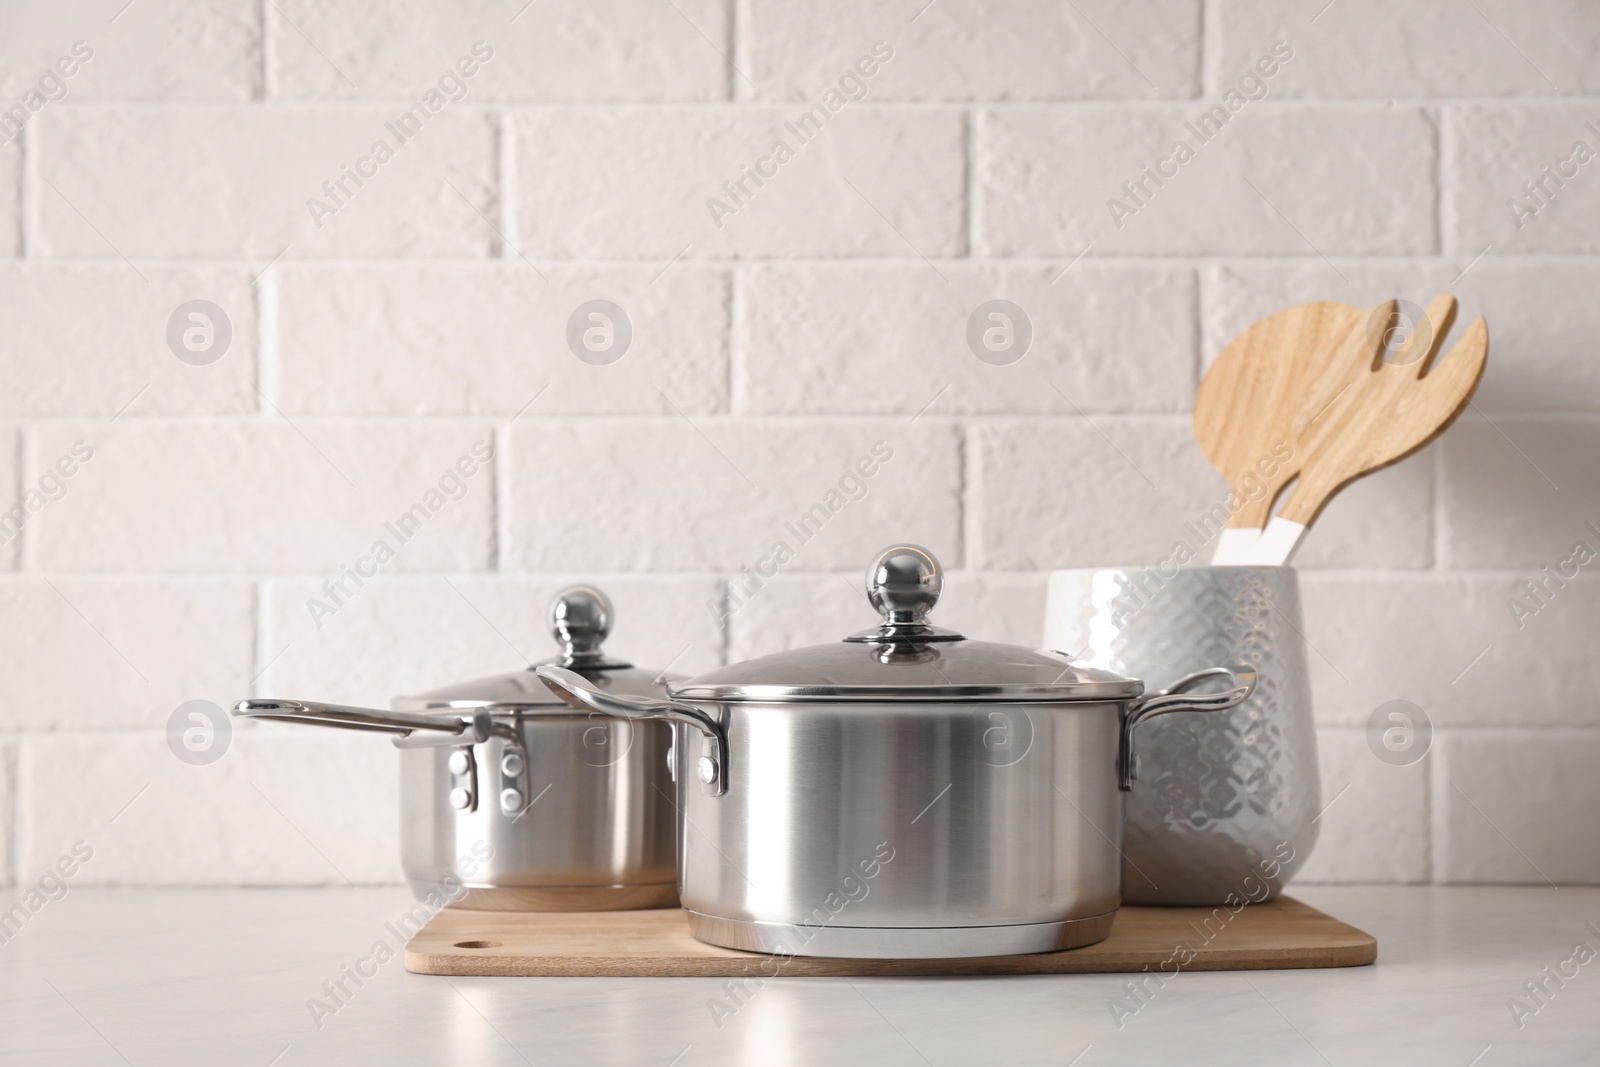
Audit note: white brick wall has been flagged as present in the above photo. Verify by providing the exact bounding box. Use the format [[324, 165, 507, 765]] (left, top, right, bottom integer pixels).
[[0, 1, 260, 101], [513, 107, 968, 258], [0, 265, 259, 414], [738, 264, 1198, 414], [36, 108, 499, 258], [274, 264, 731, 414], [977, 105, 1439, 256], [2, 0, 1596, 888]]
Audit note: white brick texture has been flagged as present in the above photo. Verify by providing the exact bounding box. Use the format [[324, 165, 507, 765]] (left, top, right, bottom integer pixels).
[[1294, 730, 1429, 884], [0, 739, 12, 886], [504, 420, 960, 571], [0, 265, 257, 415], [0, 578, 254, 730], [1210, 0, 1600, 98], [1436, 732, 1600, 884], [1439, 419, 1600, 569], [1300, 574, 1600, 729], [29, 422, 497, 572], [275, 264, 730, 415], [0, 2, 259, 102], [1448, 106, 1600, 253], [0, 430, 19, 571], [738, 264, 1198, 414], [0, 138, 17, 257], [19, 732, 402, 885], [743, 0, 1202, 101], [0, 0, 1595, 886], [513, 107, 966, 258], [976, 105, 1438, 256], [270, 0, 731, 102], [35, 108, 497, 258]]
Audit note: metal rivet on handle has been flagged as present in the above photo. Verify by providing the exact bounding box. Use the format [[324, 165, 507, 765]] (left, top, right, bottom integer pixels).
[[448, 787, 472, 810], [696, 756, 718, 785]]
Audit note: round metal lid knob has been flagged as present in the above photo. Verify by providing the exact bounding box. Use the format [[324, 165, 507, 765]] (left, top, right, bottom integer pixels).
[[841, 544, 964, 644], [866, 544, 943, 625], [549, 586, 613, 665]]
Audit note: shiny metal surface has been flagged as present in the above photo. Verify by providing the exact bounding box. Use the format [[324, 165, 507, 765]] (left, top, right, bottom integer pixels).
[[533, 546, 1256, 956], [235, 585, 681, 911], [400, 712, 676, 911], [392, 660, 667, 712], [232, 699, 492, 744], [547, 585, 631, 669], [535, 664, 729, 796], [1043, 565, 1321, 906], [393, 586, 646, 711], [531, 675, 1241, 953], [669, 640, 1142, 703], [670, 699, 1127, 933], [1119, 667, 1258, 791], [684, 909, 1119, 959], [671, 545, 1144, 703], [845, 542, 965, 643]]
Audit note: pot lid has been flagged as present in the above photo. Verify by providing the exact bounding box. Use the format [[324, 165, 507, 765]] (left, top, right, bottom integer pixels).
[[393, 585, 672, 712], [669, 545, 1142, 703]]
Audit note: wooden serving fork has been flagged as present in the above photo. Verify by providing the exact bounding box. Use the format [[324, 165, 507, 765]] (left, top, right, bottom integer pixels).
[[1250, 293, 1489, 565]]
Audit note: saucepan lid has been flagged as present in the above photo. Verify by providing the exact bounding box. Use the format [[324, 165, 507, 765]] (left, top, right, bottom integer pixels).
[[668, 545, 1143, 704], [392, 585, 668, 712]]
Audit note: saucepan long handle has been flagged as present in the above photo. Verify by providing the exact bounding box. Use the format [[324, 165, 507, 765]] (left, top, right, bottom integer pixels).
[[1117, 666, 1256, 792], [534, 665, 729, 797], [233, 698, 494, 749]]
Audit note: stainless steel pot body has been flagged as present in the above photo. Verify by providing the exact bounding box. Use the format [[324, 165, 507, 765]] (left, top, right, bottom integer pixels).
[[537, 663, 1254, 957], [235, 584, 682, 911], [669, 699, 1126, 957], [234, 698, 679, 911], [401, 712, 677, 911]]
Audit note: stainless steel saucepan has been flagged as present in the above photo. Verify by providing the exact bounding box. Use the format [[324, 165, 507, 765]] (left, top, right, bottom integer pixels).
[[234, 586, 680, 911], [537, 545, 1255, 959]]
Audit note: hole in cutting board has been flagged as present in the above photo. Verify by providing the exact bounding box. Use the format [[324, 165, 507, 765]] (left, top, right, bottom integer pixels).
[[454, 940, 503, 949]]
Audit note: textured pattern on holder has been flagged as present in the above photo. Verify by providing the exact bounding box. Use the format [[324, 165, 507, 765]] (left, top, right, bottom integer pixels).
[[1050, 568, 1321, 906]]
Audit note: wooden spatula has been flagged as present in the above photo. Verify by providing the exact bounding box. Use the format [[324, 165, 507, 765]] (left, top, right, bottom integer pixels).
[[1195, 301, 1364, 563], [1251, 293, 1489, 565]]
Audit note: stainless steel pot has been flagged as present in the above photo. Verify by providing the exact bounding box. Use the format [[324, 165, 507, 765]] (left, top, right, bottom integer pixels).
[[234, 586, 679, 911], [536, 546, 1256, 959]]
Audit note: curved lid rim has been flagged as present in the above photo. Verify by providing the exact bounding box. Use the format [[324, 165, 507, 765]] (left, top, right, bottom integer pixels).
[[666, 678, 1144, 703], [392, 660, 670, 713], [667, 638, 1142, 704]]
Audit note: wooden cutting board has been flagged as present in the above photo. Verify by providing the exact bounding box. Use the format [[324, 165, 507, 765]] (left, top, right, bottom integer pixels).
[[405, 896, 1375, 977]]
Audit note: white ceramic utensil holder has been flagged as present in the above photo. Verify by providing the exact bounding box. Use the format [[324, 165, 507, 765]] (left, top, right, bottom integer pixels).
[[1043, 565, 1320, 907]]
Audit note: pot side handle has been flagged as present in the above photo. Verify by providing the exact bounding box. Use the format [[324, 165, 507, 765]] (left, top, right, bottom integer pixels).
[[1118, 666, 1257, 792], [233, 699, 494, 749], [535, 665, 730, 797]]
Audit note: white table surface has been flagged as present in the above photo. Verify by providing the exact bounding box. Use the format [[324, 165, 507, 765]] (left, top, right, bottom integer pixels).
[[1, 886, 1596, 1066]]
